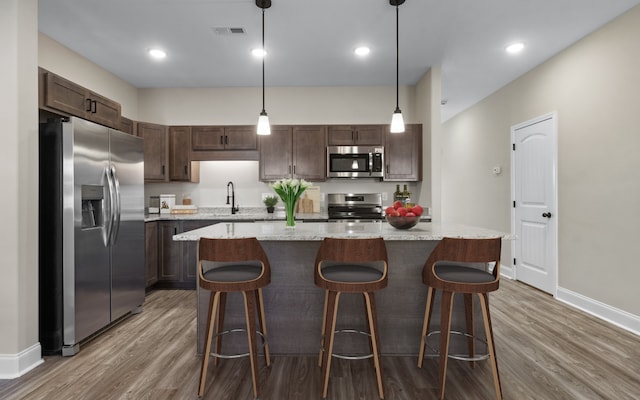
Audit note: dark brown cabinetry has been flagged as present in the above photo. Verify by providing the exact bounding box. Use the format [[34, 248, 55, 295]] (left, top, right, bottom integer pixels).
[[384, 124, 422, 181], [191, 125, 258, 161], [145, 222, 158, 289], [40, 69, 122, 129], [155, 220, 214, 289], [169, 126, 199, 182], [138, 122, 169, 182], [119, 116, 135, 135], [259, 125, 327, 181], [328, 125, 384, 146]]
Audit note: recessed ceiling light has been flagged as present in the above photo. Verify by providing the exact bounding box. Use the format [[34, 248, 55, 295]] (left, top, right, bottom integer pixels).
[[505, 42, 525, 54], [148, 48, 167, 60], [354, 46, 370, 56], [252, 48, 267, 58]]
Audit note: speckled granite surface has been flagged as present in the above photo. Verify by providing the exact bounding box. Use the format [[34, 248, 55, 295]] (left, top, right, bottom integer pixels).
[[174, 221, 509, 241]]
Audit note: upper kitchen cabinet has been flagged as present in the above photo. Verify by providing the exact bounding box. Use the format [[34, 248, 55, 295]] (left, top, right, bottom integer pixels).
[[384, 124, 422, 181], [138, 122, 169, 182], [169, 126, 199, 182], [328, 125, 384, 146], [190, 125, 258, 161], [259, 125, 327, 181], [119, 116, 135, 135], [39, 68, 122, 130]]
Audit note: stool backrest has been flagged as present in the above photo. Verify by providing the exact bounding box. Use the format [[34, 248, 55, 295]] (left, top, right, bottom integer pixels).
[[198, 237, 271, 286], [315, 237, 388, 265], [423, 237, 502, 284]]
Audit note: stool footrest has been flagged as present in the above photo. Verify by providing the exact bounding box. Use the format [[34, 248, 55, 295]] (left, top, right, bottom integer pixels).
[[321, 329, 374, 360], [208, 328, 268, 360], [422, 330, 490, 362]]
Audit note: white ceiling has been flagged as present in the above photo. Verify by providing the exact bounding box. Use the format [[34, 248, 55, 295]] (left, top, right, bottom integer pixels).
[[39, 0, 640, 121]]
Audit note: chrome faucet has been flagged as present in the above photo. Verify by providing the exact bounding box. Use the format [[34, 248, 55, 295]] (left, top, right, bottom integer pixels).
[[226, 181, 239, 214]]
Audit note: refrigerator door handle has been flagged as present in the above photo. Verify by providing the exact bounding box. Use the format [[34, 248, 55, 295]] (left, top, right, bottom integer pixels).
[[105, 166, 116, 245], [109, 166, 122, 245]]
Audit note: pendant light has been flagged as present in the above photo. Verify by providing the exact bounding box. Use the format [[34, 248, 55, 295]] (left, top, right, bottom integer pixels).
[[256, 0, 272, 135], [390, 0, 405, 133]]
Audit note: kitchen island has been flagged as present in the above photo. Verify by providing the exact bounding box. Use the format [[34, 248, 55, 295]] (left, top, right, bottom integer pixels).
[[174, 221, 508, 355]]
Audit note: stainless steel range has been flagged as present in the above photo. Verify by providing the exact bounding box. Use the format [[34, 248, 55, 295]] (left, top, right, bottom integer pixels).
[[327, 193, 384, 221]]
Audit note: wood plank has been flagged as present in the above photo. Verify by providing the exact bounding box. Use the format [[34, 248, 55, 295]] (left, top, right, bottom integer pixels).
[[1, 280, 639, 399]]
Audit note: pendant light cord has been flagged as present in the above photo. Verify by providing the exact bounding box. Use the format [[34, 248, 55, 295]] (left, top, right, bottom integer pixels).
[[262, 7, 266, 113], [395, 3, 400, 110]]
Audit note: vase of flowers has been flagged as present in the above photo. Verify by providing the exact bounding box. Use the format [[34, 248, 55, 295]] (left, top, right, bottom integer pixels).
[[270, 178, 311, 227]]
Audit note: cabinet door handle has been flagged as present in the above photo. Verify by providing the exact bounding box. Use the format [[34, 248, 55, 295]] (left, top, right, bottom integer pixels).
[[91, 100, 97, 113], [288, 165, 291, 174], [162, 165, 165, 176], [293, 165, 296, 174], [225, 135, 228, 145], [220, 135, 224, 145], [85, 98, 92, 112], [184, 165, 188, 175], [174, 227, 177, 235], [355, 130, 358, 142]]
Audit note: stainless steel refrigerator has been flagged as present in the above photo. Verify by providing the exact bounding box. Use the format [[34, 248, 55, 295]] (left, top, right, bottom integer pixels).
[[39, 117, 145, 356]]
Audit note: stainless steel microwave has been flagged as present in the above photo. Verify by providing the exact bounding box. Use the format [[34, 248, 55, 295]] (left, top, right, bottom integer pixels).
[[326, 146, 384, 178]]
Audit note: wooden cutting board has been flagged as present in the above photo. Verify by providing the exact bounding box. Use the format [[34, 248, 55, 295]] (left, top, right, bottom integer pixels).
[[296, 195, 314, 213]]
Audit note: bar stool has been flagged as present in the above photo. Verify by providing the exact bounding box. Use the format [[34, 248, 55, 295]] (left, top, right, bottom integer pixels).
[[314, 237, 388, 399], [197, 237, 271, 399], [417, 237, 502, 400]]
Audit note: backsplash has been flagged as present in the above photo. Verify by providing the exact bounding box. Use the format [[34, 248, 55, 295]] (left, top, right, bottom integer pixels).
[[145, 160, 423, 209]]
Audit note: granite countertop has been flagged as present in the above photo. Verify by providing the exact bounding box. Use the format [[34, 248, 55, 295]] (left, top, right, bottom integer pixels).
[[145, 206, 328, 222], [173, 221, 509, 242]]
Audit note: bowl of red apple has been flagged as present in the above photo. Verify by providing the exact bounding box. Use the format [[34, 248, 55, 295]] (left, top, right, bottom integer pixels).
[[385, 201, 424, 230]]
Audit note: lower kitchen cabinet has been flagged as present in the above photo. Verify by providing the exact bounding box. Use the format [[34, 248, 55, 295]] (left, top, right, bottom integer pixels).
[[145, 221, 159, 290], [154, 220, 216, 289]]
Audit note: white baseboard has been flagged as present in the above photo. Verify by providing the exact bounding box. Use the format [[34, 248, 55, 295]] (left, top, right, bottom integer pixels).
[[557, 287, 640, 336], [0, 343, 43, 379], [500, 263, 515, 280]]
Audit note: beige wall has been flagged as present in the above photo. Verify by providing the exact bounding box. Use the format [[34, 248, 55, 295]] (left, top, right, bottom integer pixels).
[[38, 33, 139, 119], [137, 85, 416, 126], [442, 6, 640, 316], [0, 0, 40, 373]]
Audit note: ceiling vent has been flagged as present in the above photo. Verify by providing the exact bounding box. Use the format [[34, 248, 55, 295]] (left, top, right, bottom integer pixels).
[[212, 27, 246, 35]]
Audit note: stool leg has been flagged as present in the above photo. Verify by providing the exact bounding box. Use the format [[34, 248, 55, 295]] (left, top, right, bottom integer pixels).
[[213, 292, 227, 367], [418, 286, 435, 368], [437, 290, 454, 400], [256, 288, 271, 367], [364, 292, 384, 399], [242, 290, 260, 399], [321, 291, 340, 399], [199, 291, 220, 397], [318, 289, 329, 367], [463, 293, 476, 368], [478, 293, 502, 400]]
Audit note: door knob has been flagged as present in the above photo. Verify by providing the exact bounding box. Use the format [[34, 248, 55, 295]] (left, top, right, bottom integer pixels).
[[542, 212, 552, 218]]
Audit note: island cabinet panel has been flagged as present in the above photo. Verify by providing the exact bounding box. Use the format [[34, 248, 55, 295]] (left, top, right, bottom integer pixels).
[[169, 126, 199, 182], [259, 126, 326, 181], [138, 122, 169, 182], [145, 221, 159, 289], [42, 69, 122, 129], [190, 125, 258, 161], [384, 124, 423, 181], [328, 125, 384, 146]]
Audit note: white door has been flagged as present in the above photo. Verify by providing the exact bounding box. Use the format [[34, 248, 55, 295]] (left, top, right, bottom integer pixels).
[[511, 113, 557, 295]]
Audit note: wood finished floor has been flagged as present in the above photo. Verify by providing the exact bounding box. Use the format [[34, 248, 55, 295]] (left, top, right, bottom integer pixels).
[[1, 279, 639, 399]]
